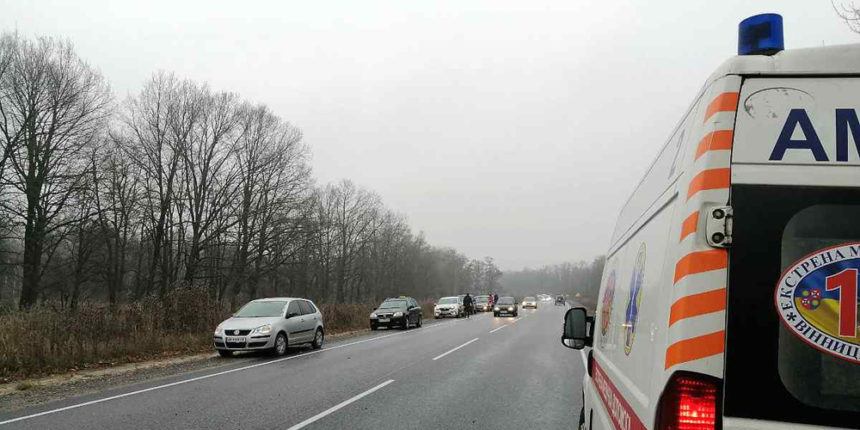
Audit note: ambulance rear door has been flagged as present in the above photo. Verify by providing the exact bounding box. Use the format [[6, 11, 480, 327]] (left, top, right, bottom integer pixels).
[[725, 77, 860, 429]]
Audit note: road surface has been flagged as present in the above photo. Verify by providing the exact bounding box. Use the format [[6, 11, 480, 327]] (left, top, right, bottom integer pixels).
[[0, 303, 584, 429]]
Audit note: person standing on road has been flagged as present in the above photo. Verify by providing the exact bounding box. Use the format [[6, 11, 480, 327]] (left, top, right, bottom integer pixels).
[[463, 293, 474, 318], [493, 293, 498, 305]]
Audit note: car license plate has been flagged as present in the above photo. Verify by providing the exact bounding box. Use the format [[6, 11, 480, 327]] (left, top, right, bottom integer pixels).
[[378, 318, 390, 323], [226, 336, 245, 343]]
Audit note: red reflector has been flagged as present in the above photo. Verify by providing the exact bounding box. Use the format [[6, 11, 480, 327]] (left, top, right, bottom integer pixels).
[[656, 372, 722, 430]]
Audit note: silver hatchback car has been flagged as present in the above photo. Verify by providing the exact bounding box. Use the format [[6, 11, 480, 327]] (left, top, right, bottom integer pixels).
[[214, 297, 325, 357]]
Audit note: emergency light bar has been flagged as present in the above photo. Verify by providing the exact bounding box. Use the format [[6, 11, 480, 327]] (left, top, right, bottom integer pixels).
[[738, 13, 784, 56]]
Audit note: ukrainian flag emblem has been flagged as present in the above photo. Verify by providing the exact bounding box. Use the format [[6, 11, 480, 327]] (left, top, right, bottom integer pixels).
[[775, 242, 860, 364]]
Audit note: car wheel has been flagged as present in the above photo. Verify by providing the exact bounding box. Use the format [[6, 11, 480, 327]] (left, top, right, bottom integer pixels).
[[416, 316, 422, 327], [401, 319, 409, 330], [273, 332, 288, 356], [217, 350, 232, 358], [371, 324, 378, 331], [312, 328, 324, 349], [494, 312, 499, 317]]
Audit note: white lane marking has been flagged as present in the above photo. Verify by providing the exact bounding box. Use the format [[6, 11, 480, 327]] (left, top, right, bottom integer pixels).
[[0, 321, 456, 426], [285, 379, 394, 430], [432, 337, 479, 361], [489, 325, 507, 334], [580, 350, 588, 370], [510, 317, 521, 324]]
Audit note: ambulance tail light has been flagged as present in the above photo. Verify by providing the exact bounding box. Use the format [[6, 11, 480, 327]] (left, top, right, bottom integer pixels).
[[738, 13, 783, 56], [656, 372, 722, 430]]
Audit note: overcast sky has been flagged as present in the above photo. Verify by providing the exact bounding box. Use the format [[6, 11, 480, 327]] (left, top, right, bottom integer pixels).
[[1, 1, 856, 270]]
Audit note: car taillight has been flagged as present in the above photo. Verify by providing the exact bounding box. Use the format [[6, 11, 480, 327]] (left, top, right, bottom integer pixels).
[[656, 372, 721, 430]]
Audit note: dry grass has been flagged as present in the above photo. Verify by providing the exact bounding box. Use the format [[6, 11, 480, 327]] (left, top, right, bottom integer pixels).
[[0, 290, 434, 381], [0, 287, 227, 381]]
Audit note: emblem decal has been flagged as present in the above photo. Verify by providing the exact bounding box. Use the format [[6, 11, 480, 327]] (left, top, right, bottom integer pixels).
[[624, 243, 647, 355], [775, 242, 860, 363], [599, 268, 617, 347]]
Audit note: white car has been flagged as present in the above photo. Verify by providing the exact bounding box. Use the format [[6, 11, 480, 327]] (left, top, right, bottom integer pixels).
[[521, 296, 537, 309], [434, 296, 463, 318], [214, 297, 324, 357]]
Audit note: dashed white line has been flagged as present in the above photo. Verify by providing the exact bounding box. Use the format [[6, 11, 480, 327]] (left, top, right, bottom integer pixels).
[[0, 321, 457, 426], [285, 379, 395, 430], [432, 337, 480, 361], [489, 325, 507, 334]]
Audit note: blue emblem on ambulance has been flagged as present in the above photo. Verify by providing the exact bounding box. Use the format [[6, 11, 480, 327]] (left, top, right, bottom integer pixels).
[[775, 242, 860, 364], [624, 243, 646, 355]]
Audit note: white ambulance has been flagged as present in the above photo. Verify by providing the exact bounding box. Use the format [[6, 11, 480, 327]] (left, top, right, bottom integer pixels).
[[562, 14, 860, 430]]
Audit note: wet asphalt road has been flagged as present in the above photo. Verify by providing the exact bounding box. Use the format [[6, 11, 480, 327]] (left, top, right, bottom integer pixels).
[[0, 303, 584, 430]]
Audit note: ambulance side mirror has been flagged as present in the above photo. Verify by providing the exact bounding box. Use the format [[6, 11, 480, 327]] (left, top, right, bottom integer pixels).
[[561, 307, 593, 350]]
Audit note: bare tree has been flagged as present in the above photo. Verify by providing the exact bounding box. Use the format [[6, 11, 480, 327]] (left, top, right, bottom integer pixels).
[[835, 1, 860, 33], [120, 72, 192, 297], [228, 104, 309, 303], [180, 89, 241, 285], [92, 143, 139, 305], [0, 35, 110, 309]]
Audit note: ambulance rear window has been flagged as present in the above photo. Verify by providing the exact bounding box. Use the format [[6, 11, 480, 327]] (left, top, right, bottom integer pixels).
[[724, 185, 860, 427], [778, 204, 860, 412]]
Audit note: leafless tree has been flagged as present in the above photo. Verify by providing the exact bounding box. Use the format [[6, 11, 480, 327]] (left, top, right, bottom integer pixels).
[[0, 35, 110, 309], [227, 104, 309, 303], [120, 72, 191, 297], [834, 1, 860, 33], [180, 88, 241, 285], [92, 143, 139, 305]]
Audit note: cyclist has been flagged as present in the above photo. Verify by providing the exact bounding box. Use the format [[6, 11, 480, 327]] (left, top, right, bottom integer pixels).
[[463, 293, 474, 318]]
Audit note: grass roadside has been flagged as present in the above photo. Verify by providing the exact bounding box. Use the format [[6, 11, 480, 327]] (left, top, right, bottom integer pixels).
[[0, 288, 438, 384]]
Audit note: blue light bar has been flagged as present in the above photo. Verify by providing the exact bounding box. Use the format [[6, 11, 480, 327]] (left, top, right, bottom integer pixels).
[[738, 13, 784, 56]]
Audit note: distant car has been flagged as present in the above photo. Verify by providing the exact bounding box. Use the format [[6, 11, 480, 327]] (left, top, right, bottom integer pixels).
[[539, 294, 553, 302], [522, 296, 537, 309], [434, 296, 463, 318], [370, 296, 422, 330], [555, 295, 565, 306], [474, 295, 492, 312], [494, 296, 518, 317], [214, 297, 324, 357]]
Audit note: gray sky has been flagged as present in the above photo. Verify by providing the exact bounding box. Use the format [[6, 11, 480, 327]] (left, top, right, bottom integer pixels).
[[2, 0, 856, 270]]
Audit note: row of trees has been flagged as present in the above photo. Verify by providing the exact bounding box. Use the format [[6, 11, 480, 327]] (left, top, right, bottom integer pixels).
[[0, 33, 501, 310], [499, 257, 605, 306]]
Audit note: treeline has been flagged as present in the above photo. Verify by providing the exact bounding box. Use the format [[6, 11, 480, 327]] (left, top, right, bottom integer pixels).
[[499, 257, 605, 307], [0, 33, 501, 310]]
